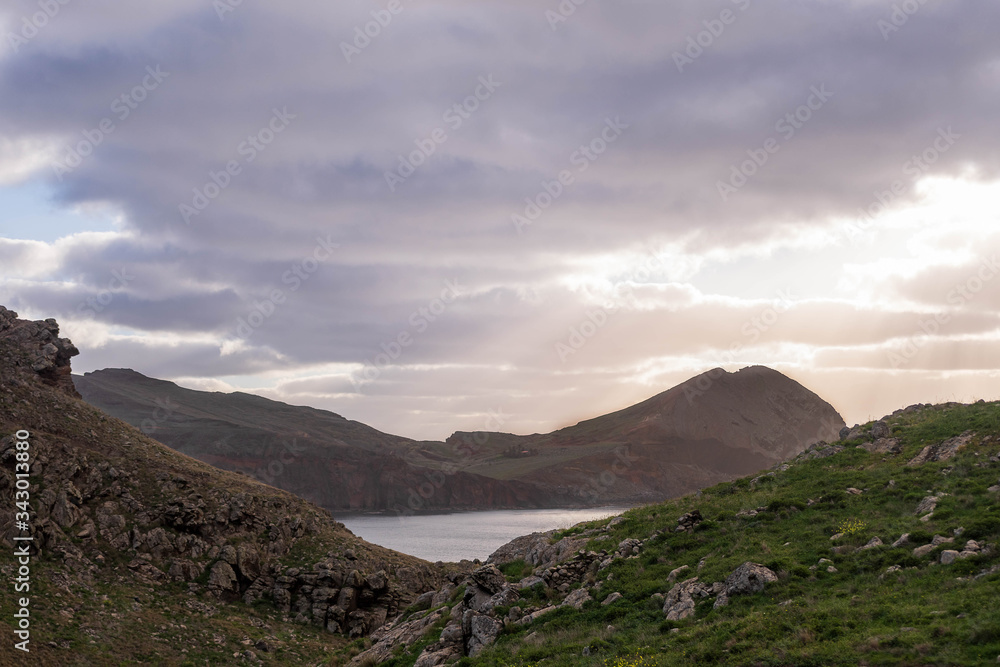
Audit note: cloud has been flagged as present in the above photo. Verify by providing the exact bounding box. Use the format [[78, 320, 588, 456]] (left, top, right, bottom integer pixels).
[[2, 0, 999, 438]]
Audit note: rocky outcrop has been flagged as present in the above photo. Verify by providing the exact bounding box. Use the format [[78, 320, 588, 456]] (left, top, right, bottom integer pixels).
[[0, 305, 80, 397], [908, 432, 975, 466], [663, 577, 711, 620]]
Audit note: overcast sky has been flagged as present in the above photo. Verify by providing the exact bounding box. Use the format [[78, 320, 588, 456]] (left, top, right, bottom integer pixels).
[[1, 0, 998, 440]]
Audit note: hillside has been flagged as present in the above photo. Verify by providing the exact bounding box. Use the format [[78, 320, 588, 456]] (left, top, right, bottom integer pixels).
[[343, 401, 1000, 666], [0, 306, 453, 665], [75, 366, 845, 511], [73, 369, 550, 513]]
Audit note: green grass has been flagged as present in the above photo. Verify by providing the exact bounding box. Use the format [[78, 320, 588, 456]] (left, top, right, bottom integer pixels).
[[460, 401, 1000, 666]]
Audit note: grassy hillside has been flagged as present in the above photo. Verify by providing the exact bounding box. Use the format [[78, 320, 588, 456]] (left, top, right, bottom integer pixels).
[[377, 401, 1000, 666]]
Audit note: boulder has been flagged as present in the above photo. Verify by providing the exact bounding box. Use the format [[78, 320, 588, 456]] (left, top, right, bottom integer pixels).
[[891, 534, 910, 548], [860, 438, 902, 455], [471, 564, 507, 596], [940, 550, 961, 565], [207, 561, 238, 594], [662, 577, 710, 621], [562, 588, 591, 610], [724, 562, 778, 596], [913, 544, 936, 558], [915, 496, 939, 515], [602, 592, 623, 606], [859, 537, 883, 550], [870, 421, 891, 440], [908, 432, 974, 466]]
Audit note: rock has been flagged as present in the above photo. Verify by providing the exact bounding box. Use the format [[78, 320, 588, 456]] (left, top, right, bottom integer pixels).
[[0, 307, 80, 397], [412, 591, 435, 611], [517, 606, 558, 626], [662, 577, 710, 621], [676, 510, 703, 532], [941, 550, 961, 565], [562, 588, 591, 610], [724, 563, 778, 597], [891, 534, 911, 548], [713, 593, 729, 609], [859, 537, 883, 550], [846, 488, 863, 495], [471, 564, 507, 596], [965, 540, 982, 552], [465, 611, 502, 657], [913, 544, 936, 558], [602, 592, 623, 606], [827, 566, 838, 573], [481, 586, 520, 613], [207, 561, 238, 595], [932, 535, 954, 546], [860, 438, 903, 455], [915, 496, 939, 515], [870, 421, 891, 440], [517, 575, 545, 590], [667, 565, 690, 583], [909, 432, 974, 466], [839, 426, 851, 441]]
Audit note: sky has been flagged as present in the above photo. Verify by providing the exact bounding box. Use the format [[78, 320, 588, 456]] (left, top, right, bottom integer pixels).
[[1, 0, 998, 440]]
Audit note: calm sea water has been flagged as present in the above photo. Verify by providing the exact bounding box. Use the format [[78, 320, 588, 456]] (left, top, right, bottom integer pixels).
[[336, 507, 630, 563]]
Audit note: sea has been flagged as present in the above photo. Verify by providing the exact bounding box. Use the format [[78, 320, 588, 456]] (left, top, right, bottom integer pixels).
[[335, 507, 631, 563]]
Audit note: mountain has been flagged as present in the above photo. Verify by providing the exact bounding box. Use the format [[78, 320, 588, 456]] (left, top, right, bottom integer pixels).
[[446, 365, 846, 504], [72, 368, 550, 514], [75, 366, 845, 511]]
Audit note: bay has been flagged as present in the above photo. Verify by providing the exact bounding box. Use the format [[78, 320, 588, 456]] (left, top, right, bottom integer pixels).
[[336, 507, 630, 563]]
